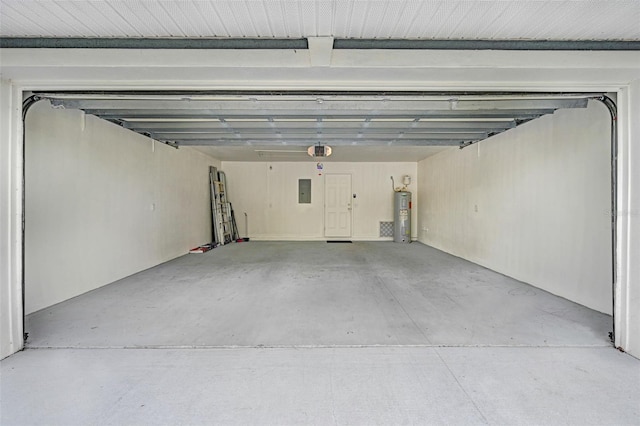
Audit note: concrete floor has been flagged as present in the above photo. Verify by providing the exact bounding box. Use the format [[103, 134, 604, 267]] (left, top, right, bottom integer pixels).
[[25, 242, 610, 348], [2, 242, 639, 425], [2, 346, 639, 425]]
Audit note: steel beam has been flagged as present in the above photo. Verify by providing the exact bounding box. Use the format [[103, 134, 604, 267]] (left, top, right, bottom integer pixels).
[[3, 37, 639, 51], [0, 37, 308, 49], [153, 131, 488, 140], [122, 120, 517, 132], [52, 98, 588, 111], [333, 39, 640, 51], [173, 139, 469, 147], [85, 110, 553, 119]]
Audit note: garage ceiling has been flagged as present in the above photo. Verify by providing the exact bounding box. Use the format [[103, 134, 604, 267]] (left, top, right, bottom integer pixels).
[[1, 0, 639, 40], [36, 92, 597, 161], [6, 1, 632, 161]]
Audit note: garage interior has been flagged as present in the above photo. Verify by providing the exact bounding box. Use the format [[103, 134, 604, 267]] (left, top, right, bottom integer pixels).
[[2, 1, 640, 425], [22, 91, 615, 351]]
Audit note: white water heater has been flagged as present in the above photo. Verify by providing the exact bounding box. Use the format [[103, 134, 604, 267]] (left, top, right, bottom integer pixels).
[[394, 191, 411, 243]]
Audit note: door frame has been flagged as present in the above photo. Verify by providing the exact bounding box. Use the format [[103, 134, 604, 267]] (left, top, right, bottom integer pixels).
[[2, 58, 638, 358], [323, 173, 353, 239]]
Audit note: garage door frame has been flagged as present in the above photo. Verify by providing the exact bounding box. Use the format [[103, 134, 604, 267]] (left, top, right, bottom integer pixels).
[[1, 48, 639, 359]]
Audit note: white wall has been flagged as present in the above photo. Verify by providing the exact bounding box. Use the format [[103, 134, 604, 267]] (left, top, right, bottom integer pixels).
[[418, 101, 612, 314], [222, 162, 418, 241], [24, 101, 219, 315], [617, 79, 640, 355], [0, 79, 23, 359]]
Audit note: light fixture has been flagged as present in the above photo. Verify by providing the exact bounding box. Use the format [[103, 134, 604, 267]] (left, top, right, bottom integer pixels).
[[308, 143, 332, 157]]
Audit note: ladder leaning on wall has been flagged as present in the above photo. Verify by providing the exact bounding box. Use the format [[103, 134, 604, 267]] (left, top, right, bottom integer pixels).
[[209, 167, 238, 246]]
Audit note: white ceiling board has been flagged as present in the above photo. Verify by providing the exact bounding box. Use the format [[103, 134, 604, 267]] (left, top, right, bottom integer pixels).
[[192, 145, 452, 162], [1, 0, 639, 40]]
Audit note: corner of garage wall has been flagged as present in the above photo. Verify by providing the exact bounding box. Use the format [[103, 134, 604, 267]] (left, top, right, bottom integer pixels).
[[23, 101, 221, 315], [417, 100, 613, 315]]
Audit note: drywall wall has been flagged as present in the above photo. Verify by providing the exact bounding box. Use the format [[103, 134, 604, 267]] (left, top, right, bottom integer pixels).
[[24, 101, 220, 315], [618, 79, 640, 356], [0, 79, 23, 359], [222, 162, 417, 241], [417, 100, 612, 314]]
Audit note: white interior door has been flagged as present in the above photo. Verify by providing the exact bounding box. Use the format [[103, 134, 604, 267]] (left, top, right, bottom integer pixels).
[[324, 174, 352, 238]]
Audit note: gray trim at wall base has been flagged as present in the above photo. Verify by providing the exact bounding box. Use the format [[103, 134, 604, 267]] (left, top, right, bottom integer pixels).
[[1, 37, 639, 51]]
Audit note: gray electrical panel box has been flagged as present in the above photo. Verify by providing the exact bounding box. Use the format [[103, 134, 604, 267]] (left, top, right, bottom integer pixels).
[[393, 191, 411, 243], [298, 179, 311, 203]]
